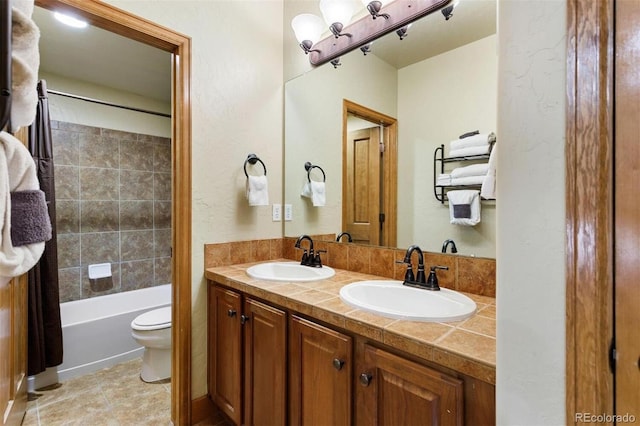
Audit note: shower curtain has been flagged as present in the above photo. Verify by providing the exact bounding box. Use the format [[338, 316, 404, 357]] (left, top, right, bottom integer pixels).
[[27, 79, 62, 376]]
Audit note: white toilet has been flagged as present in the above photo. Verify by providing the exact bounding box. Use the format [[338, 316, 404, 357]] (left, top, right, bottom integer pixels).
[[131, 306, 172, 382]]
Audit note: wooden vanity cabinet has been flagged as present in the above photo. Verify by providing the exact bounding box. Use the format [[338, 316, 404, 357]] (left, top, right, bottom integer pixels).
[[355, 343, 463, 426], [289, 315, 352, 426], [209, 286, 286, 426]]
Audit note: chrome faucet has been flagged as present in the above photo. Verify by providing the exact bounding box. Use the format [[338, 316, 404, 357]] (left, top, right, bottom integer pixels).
[[336, 232, 352, 243], [441, 239, 458, 254], [294, 235, 325, 267]]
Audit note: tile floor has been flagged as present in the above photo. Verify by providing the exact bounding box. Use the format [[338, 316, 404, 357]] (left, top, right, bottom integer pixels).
[[22, 358, 171, 426]]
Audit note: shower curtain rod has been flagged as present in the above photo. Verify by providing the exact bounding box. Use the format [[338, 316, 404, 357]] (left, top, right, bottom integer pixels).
[[47, 89, 171, 118]]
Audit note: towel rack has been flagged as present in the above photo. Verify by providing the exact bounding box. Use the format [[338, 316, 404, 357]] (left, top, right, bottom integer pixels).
[[0, 0, 12, 131], [433, 144, 491, 203], [244, 153, 267, 177], [304, 161, 325, 182]]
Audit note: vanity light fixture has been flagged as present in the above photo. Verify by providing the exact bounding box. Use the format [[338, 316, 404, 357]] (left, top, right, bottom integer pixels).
[[330, 58, 342, 68], [396, 23, 412, 40], [362, 0, 390, 20], [291, 13, 324, 54], [53, 11, 88, 28], [293, 0, 453, 67], [320, 0, 355, 38]]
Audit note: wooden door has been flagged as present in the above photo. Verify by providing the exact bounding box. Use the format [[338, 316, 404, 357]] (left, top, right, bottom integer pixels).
[[209, 286, 242, 425], [289, 315, 352, 426], [243, 298, 287, 426], [614, 0, 640, 413], [345, 127, 381, 245], [357, 344, 463, 426]]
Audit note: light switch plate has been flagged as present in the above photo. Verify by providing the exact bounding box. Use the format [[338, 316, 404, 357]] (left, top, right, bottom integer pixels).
[[284, 204, 293, 221], [272, 204, 282, 221]]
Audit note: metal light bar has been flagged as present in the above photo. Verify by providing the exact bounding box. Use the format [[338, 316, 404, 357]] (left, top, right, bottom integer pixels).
[[308, 0, 452, 66]]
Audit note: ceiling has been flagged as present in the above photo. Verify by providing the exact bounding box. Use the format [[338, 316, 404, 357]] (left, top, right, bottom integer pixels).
[[32, 6, 172, 103], [32, 0, 495, 103]]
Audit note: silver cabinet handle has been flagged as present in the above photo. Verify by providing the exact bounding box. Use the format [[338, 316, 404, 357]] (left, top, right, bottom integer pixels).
[[227, 309, 236, 317], [333, 358, 345, 371], [240, 314, 250, 325]]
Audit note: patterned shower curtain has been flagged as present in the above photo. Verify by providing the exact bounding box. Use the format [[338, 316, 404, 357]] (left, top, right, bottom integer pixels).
[[27, 79, 63, 376]]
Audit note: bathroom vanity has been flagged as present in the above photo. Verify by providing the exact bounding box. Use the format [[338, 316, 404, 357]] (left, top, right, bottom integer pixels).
[[205, 261, 495, 425]]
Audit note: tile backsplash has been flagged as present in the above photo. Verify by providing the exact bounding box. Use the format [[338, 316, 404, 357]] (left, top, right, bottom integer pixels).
[[53, 121, 172, 302], [205, 236, 496, 298]]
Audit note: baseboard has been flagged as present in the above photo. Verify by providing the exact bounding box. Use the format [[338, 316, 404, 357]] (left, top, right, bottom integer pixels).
[[191, 395, 216, 425]]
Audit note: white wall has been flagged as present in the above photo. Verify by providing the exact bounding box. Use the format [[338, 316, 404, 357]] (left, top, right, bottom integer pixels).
[[397, 35, 497, 257], [40, 72, 171, 136], [104, 0, 284, 398], [496, 0, 566, 424]]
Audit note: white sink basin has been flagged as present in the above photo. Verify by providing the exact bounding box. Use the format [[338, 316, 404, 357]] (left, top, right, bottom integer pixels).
[[246, 261, 335, 282], [339, 280, 477, 322]]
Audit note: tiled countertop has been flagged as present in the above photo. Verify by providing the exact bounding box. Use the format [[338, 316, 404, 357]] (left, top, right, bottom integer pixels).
[[205, 259, 496, 385]]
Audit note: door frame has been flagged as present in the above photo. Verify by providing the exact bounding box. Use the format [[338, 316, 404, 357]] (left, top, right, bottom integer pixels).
[[34, 1, 192, 424], [342, 100, 397, 247], [566, 0, 614, 420]]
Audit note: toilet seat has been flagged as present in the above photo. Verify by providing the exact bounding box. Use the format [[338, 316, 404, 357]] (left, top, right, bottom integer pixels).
[[132, 306, 171, 331]]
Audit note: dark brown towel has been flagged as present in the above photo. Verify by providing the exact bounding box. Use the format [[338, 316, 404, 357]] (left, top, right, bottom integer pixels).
[[10, 189, 52, 246]]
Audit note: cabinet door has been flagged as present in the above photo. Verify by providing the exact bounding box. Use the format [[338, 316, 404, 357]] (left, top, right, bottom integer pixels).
[[289, 315, 352, 426], [243, 298, 287, 426], [210, 286, 242, 425], [357, 344, 463, 426]]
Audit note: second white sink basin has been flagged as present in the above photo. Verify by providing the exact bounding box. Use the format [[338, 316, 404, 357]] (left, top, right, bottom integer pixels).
[[246, 261, 335, 282], [339, 280, 477, 322]]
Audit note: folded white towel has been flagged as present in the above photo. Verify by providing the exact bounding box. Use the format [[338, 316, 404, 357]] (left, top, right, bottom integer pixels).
[[447, 189, 480, 226], [11, 4, 40, 129], [0, 131, 47, 278], [449, 145, 491, 158], [481, 142, 497, 199], [450, 163, 490, 179], [436, 174, 451, 186], [246, 175, 269, 206], [301, 181, 326, 207], [450, 133, 493, 151], [450, 175, 485, 186]]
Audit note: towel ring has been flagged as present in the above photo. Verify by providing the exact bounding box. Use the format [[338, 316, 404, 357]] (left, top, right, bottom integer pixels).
[[304, 162, 326, 182], [244, 153, 267, 177]]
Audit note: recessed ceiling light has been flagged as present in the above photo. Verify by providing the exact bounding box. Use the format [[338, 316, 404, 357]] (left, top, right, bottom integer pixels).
[[53, 12, 88, 28]]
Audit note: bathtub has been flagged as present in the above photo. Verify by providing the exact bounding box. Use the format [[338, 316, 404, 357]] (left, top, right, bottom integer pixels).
[[29, 284, 171, 390]]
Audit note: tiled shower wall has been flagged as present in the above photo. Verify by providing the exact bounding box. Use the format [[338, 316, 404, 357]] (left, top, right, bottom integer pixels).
[[52, 121, 172, 303]]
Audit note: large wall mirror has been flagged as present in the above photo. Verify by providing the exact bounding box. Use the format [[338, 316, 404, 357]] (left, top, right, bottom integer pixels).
[[284, 0, 497, 258]]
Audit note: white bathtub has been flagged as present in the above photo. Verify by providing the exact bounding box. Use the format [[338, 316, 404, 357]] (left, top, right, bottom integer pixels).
[[29, 284, 171, 390]]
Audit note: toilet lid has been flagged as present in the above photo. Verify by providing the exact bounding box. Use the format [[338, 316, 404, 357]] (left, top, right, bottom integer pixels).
[[132, 306, 171, 330]]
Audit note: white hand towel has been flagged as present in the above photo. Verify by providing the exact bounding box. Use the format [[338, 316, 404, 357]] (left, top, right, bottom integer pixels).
[[448, 145, 491, 158], [310, 181, 326, 207], [450, 133, 493, 151], [0, 131, 47, 278], [481, 143, 497, 200], [11, 4, 40, 129], [447, 189, 480, 226], [436, 173, 451, 186], [300, 181, 312, 198], [450, 175, 486, 186], [246, 175, 269, 206], [450, 163, 490, 179]]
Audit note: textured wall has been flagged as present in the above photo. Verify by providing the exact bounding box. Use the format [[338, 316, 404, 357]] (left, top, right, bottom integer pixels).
[[496, 1, 567, 424], [53, 121, 172, 302]]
